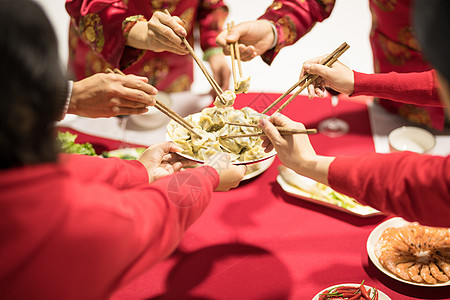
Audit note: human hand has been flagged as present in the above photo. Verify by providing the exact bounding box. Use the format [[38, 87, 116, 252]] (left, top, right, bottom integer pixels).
[[69, 73, 157, 118], [299, 55, 354, 99], [138, 142, 196, 183], [126, 11, 189, 55], [205, 153, 246, 191], [208, 53, 231, 92], [215, 20, 275, 61], [259, 114, 334, 185]]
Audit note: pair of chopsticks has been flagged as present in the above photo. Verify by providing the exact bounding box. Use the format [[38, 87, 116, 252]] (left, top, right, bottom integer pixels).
[[164, 10, 226, 105], [105, 68, 202, 139], [227, 22, 243, 91], [221, 121, 317, 139], [261, 42, 350, 114]]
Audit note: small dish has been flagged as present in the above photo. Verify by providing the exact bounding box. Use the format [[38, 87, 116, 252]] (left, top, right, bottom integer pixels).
[[312, 283, 391, 300], [388, 126, 435, 153]]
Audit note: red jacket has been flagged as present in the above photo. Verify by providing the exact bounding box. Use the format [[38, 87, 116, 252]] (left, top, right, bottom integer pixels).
[[0, 154, 219, 299]]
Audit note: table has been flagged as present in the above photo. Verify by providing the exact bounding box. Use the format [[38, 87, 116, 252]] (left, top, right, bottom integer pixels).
[[59, 93, 450, 300]]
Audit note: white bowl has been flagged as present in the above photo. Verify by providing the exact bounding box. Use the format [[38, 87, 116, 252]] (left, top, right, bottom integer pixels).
[[388, 126, 435, 153], [128, 92, 172, 129]]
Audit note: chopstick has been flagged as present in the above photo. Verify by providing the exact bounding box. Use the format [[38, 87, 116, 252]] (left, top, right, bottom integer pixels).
[[228, 21, 243, 91], [261, 42, 350, 114], [105, 68, 203, 139], [164, 9, 226, 105], [221, 128, 317, 139], [225, 121, 317, 136]]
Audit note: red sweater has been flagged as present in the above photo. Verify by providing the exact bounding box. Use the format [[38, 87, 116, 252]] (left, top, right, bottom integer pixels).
[[329, 71, 449, 227], [0, 154, 219, 299]]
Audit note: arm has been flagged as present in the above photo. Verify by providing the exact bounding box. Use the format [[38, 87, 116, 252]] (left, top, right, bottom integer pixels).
[[258, 0, 335, 64], [329, 153, 450, 227], [301, 57, 443, 106]]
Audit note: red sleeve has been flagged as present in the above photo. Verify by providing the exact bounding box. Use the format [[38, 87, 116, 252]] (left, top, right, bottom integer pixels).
[[65, 0, 130, 67], [59, 153, 149, 189], [328, 152, 450, 227], [258, 0, 335, 65], [352, 70, 443, 107], [197, 0, 228, 51]]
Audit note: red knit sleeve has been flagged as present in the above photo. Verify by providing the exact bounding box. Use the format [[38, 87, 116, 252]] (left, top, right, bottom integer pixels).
[[258, 0, 335, 65], [352, 70, 442, 106], [328, 153, 450, 227], [59, 153, 149, 189]]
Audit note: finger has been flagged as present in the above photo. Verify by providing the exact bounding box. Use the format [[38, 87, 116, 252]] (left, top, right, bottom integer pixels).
[[225, 27, 240, 44], [153, 39, 189, 55], [259, 118, 284, 147], [111, 107, 149, 115], [158, 13, 187, 37], [304, 63, 333, 79], [125, 75, 149, 83], [109, 98, 148, 108], [122, 76, 158, 95], [308, 84, 315, 99], [215, 30, 229, 50], [315, 87, 325, 98]]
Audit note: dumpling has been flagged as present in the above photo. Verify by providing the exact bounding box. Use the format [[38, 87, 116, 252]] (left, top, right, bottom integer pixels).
[[214, 90, 236, 108], [235, 76, 251, 94]]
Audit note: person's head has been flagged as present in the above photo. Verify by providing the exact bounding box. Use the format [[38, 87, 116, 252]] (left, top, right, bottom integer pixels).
[[414, 0, 450, 114], [0, 0, 67, 169]]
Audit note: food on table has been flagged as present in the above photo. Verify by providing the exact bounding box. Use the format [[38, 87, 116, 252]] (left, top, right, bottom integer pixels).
[[102, 147, 146, 160], [235, 76, 251, 94], [375, 222, 450, 284], [318, 282, 379, 300], [57, 131, 97, 156], [214, 90, 236, 108], [278, 165, 378, 213], [167, 106, 269, 162]]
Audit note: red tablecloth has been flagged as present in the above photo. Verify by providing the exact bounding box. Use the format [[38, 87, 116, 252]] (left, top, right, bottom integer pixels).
[[60, 94, 450, 300]]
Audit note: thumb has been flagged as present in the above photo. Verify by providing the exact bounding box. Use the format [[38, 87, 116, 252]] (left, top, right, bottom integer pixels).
[[259, 118, 283, 146], [304, 63, 332, 79], [225, 28, 240, 43]]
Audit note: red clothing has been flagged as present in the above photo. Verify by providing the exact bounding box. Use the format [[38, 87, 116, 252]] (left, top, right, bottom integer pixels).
[[0, 154, 219, 299], [66, 0, 228, 92], [329, 153, 450, 227], [329, 71, 449, 227], [259, 0, 444, 129], [353, 70, 442, 107]]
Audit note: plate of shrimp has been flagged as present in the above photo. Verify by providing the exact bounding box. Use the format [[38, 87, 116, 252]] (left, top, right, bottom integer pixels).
[[367, 217, 450, 287]]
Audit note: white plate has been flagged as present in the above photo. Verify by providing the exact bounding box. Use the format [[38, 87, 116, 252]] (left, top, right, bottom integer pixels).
[[366, 217, 450, 287], [312, 283, 391, 300], [166, 112, 276, 165], [243, 156, 275, 180], [276, 175, 382, 217]]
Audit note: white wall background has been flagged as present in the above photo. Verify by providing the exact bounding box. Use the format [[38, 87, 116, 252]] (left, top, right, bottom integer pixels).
[[35, 0, 373, 94]]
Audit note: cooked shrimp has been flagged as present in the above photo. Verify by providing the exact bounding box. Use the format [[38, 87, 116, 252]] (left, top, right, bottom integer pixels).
[[436, 258, 450, 277], [408, 263, 423, 283], [395, 261, 414, 281], [429, 262, 449, 282], [420, 264, 438, 284], [378, 252, 415, 274]]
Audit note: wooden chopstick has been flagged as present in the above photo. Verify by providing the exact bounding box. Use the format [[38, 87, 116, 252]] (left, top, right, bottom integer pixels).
[[261, 42, 349, 114], [231, 21, 243, 78], [221, 128, 317, 139], [105, 68, 203, 139], [228, 23, 238, 91], [225, 121, 317, 135], [164, 9, 226, 105]]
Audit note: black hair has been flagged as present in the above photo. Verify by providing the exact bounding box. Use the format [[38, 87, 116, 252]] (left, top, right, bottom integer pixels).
[[0, 0, 67, 169], [413, 0, 450, 82]]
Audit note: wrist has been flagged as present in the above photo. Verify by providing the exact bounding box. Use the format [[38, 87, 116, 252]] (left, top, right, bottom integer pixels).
[[203, 47, 223, 61], [293, 155, 335, 186]]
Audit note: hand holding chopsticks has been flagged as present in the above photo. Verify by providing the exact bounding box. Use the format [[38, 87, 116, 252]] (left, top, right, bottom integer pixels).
[[227, 22, 244, 91], [262, 42, 350, 114], [163, 9, 226, 105], [105, 68, 203, 139]]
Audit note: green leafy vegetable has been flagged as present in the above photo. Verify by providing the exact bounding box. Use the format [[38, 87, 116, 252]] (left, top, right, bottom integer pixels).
[[57, 131, 97, 156]]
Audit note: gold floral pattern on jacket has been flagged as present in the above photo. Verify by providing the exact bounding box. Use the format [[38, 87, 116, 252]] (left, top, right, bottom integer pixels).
[[373, 0, 397, 12], [79, 13, 104, 53], [398, 104, 432, 128], [378, 33, 412, 66], [151, 0, 180, 13]]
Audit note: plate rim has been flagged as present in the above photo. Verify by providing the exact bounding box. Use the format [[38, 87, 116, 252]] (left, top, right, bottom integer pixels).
[[166, 112, 276, 165], [311, 283, 391, 300], [276, 175, 382, 217], [366, 217, 450, 287]]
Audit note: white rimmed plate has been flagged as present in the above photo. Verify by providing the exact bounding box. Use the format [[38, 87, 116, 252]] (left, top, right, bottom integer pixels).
[[166, 112, 276, 165], [276, 175, 382, 217], [312, 283, 391, 300], [366, 217, 450, 287]]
